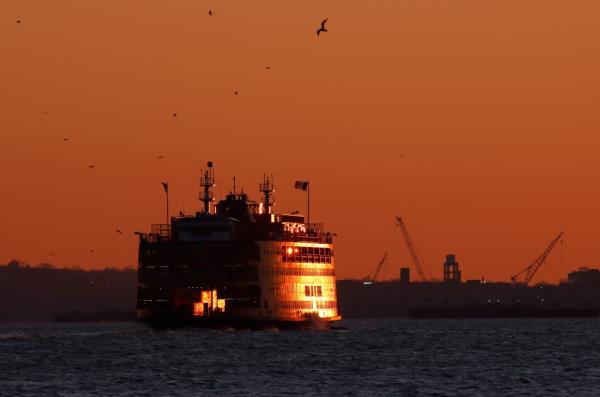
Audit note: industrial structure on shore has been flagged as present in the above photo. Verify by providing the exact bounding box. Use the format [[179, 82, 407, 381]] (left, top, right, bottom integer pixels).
[[338, 217, 600, 318]]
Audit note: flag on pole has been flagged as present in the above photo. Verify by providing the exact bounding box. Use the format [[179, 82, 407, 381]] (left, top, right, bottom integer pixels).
[[161, 182, 168, 193], [294, 181, 309, 191]]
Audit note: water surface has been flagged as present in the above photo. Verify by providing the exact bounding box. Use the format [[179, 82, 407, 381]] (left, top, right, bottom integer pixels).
[[1, 318, 599, 395]]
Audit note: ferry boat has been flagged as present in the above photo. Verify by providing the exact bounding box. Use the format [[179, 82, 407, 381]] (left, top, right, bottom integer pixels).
[[136, 162, 341, 329]]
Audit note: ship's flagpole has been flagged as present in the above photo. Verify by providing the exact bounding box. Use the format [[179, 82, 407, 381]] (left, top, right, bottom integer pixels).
[[294, 180, 310, 232], [162, 182, 169, 226], [307, 181, 310, 233]]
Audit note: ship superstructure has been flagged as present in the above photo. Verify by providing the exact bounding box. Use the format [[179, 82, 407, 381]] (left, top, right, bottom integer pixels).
[[136, 163, 340, 328]]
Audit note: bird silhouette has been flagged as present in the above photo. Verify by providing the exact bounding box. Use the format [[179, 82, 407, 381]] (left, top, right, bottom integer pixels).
[[266, 66, 271, 70], [89, 249, 94, 253], [208, 10, 213, 16], [49, 253, 55, 256], [157, 155, 164, 159], [63, 137, 69, 141], [234, 91, 239, 95], [116, 229, 122, 234], [88, 165, 95, 168], [172, 113, 177, 118], [317, 19, 328, 35], [16, 20, 21, 24]]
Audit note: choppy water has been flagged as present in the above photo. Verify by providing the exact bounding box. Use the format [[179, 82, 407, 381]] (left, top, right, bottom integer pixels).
[[1, 318, 599, 396]]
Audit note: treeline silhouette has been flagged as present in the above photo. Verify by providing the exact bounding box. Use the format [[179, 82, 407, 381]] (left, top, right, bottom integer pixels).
[[0, 260, 136, 322]]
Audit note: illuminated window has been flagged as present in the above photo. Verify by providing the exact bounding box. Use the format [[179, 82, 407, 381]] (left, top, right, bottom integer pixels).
[[305, 285, 323, 297]]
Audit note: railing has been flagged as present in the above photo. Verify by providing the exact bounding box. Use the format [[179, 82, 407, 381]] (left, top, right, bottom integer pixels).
[[276, 224, 334, 244], [140, 224, 172, 242], [141, 222, 333, 244], [281, 233, 333, 244]]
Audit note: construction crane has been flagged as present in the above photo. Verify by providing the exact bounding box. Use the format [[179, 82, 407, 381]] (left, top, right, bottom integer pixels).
[[510, 232, 564, 285], [363, 253, 388, 282], [394, 216, 430, 281]]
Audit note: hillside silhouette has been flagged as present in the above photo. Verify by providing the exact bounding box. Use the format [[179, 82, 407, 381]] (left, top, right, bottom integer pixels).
[[0, 260, 136, 322]]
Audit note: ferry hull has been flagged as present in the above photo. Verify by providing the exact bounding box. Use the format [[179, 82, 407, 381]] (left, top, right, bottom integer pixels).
[[137, 308, 341, 330]]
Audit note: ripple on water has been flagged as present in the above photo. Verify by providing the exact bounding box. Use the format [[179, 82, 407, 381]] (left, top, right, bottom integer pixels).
[[1, 319, 600, 395]]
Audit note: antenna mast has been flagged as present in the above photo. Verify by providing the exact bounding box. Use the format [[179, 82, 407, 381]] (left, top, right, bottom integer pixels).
[[199, 161, 215, 214], [259, 174, 275, 214]]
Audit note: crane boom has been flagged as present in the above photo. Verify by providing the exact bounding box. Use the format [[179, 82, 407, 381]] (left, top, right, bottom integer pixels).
[[363, 252, 388, 282], [511, 232, 563, 285], [394, 216, 429, 281], [371, 252, 388, 282]]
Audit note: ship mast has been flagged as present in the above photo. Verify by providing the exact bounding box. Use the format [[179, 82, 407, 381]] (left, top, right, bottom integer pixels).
[[259, 174, 275, 214], [199, 161, 215, 214]]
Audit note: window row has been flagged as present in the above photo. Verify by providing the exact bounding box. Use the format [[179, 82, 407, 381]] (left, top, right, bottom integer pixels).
[[262, 266, 335, 277], [282, 246, 333, 264], [276, 300, 337, 310], [316, 301, 337, 309], [305, 285, 323, 297]]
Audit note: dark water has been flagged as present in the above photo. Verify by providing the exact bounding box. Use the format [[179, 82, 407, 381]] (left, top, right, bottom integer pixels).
[[1, 319, 599, 396]]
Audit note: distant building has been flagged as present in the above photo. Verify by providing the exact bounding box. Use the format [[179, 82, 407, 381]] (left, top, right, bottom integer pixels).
[[568, 267, 600, 284]]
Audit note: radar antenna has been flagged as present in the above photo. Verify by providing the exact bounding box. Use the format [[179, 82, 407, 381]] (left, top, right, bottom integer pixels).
[[259, 174, 275, 214], [199, 161, 215, 214]]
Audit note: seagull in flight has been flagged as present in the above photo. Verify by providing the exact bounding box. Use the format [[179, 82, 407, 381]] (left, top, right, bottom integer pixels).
[[63, 137, 69, 142], [172, 113, 177, 118], [116, 229, 123, 234], [88, 165, 95, 168], [157, 155, 164, 159], [16, 20, 21, 24], [317, 19, 328, 36], [208, 10, 213, 16]]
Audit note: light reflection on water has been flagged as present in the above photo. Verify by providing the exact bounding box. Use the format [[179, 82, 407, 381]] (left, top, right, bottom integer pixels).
[[1, 318, 599, 395]]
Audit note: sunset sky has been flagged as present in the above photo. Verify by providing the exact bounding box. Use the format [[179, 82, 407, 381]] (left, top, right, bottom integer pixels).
[[1, 1, 599, 283]]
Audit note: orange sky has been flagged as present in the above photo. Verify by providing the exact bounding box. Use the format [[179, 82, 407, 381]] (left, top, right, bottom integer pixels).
[[1, 1, 600, 283]]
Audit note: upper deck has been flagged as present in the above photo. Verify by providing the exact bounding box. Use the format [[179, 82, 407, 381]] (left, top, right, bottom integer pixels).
[[141, 217, 333, 245], [140, 167, 333, 245], [140, 191, 333, 245]]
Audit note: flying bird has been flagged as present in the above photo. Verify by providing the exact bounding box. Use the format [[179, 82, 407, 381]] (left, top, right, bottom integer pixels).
[[266, 66, 271, 70], [63, 137, 69, 141], [89, 249, 94, 253], [208, 10, 213, 16], [116, 229, 123, 234], [172, 113, 177, 118], [88, 165, 95, 168], [157, 155, 164, 159], [49, 253, 55, 256], [16, 20, 21, 24], [316, 19, 328, 36], [234, 91, 239, 96]]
